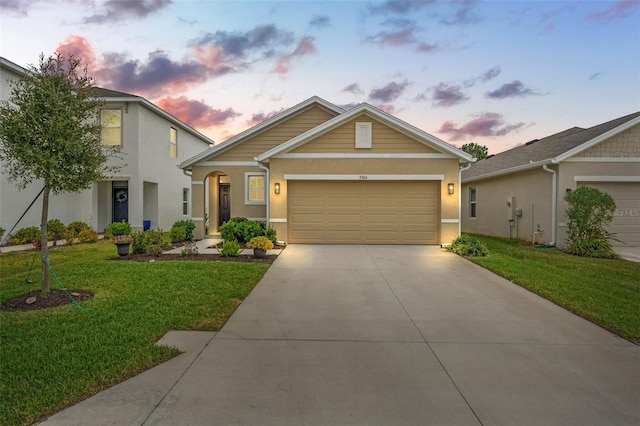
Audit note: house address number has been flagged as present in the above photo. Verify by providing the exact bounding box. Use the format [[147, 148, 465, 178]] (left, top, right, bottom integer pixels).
[[359, 175, 368, 180]]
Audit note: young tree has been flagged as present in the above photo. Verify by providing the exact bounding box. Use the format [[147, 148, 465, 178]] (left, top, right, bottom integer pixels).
[[461, 142, 489, 160], [564, 186, 618, 258], [0, 53, 119, 296]]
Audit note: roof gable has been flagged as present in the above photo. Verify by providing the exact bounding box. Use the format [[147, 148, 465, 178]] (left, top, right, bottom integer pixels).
[[463, 111, 640, 181], [180, 96, 343, 168], [256, 103, 472, 163]]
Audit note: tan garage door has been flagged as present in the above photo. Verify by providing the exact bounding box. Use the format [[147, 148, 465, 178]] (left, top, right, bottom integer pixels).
[[288, 180, 439, 244], [582, 182, 640, 246]]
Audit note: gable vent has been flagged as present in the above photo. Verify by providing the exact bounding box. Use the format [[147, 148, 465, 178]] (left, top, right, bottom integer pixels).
[[355, 122, 372, 149]]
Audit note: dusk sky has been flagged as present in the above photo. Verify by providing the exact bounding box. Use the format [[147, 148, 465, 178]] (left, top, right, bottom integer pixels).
[[1, 0, 639, 154]]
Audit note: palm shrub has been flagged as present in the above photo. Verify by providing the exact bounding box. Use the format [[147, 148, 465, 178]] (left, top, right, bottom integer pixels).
[[215, 240, 243, 257], [449, 234, 489, 257], [564, 186, 619, 258]]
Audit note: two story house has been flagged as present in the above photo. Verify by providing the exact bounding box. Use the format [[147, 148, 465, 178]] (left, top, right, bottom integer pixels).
[[0, 57, 213, 237]]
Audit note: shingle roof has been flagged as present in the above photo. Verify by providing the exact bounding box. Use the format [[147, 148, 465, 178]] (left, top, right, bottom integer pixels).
[[463, 112, 640, 181], [91, 87, 141, 99]]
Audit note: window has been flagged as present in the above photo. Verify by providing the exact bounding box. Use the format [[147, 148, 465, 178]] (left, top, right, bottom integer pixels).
[[170, 127, 177, 158], [355, 122, 372, 149], [182, 188, 189, 215], [245, 173, 266, 204], [101, 109, 122, 146], [469, 186, 477, 218]]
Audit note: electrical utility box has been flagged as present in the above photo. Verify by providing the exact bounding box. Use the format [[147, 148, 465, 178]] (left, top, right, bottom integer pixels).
[[506, 196, 515, 220]]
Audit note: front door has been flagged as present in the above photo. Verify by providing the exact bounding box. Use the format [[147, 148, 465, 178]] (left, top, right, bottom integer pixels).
[[218, 183, 230, 226], [113, 186, 129, 223]]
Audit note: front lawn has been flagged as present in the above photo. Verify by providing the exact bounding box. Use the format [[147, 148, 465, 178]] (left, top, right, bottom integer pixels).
[[0, 241, 270, 426], [462, 234, 640, 344]]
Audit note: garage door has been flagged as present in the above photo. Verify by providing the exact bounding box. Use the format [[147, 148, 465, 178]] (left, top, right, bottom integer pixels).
[[288, 180, 439, 244], [582, 182, 640, 246]]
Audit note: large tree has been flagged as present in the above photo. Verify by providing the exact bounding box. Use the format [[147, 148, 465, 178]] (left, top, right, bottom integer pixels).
[[0, 53, 118, 296], [461, 142, 489, 160]]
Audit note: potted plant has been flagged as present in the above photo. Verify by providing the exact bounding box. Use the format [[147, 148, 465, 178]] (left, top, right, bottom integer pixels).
[[246, 236, 274, 259], [107, 221, 132, 257]]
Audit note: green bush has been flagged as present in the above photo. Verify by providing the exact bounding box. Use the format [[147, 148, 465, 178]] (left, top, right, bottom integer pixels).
[[449, 234, 489, 257], [565, 186, 619, 259], [171, 220, 195, 241], [215, 240, 243, 257], [106, 221, 131, 237], [77, 228, 98, 243], [246, 236, 274, 250], [145, 229, 170, 248], [0, 227, 5, 241], [10, 226, 40, 245], [170, 226, 187, 243], [219, 217, 248, 242], [131, 231, 148, 254], [242, 221, 264, 242], [264, 226, 277, 244], [146, 243, 163, 256], [46, 219, 66, 243], [67, 221, 89, 234], [219, 218, 277, 243]]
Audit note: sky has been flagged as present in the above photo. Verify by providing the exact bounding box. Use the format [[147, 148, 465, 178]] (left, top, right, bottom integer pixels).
[[1, 0, 639, 154]]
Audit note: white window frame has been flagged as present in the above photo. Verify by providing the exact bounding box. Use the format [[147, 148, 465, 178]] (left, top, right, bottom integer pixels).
[[355, 122, 372, 149], [170, 127, 178, 159], [469, 186, 477, 218], [245, 172, 266, 205], [101, 108, 123, 146], [182, 188, 189, 216]]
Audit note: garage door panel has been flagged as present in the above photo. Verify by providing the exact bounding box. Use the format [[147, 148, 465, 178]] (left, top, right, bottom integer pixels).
[[288, 180, 440, 244], [582, 182, 639, 246]]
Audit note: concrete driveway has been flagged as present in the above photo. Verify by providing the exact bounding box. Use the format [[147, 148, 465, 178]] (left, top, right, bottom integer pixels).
[[41, 245, 640, 425]]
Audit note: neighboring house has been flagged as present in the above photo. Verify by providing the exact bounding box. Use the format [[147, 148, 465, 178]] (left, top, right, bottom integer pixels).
[[180, 96, 473, 244], [461, 112, 640, 248], [0, 57, 212, 236]]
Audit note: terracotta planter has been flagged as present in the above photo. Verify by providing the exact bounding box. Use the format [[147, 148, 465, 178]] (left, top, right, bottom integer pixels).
[[115, 241, 130, 257], [253, 248, 267, 259]]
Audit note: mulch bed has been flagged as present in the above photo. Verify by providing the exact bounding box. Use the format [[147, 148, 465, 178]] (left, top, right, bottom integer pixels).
[[110, 253, 278, 264], [1, 289, 94, 312]]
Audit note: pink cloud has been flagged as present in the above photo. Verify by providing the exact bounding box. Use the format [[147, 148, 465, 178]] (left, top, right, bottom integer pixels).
[[56, 35, 98, 72], [157, 96, 240, 129], [273, 36, 316, 74], [438, 113, 527, 141], [588, 0, 639, 21]]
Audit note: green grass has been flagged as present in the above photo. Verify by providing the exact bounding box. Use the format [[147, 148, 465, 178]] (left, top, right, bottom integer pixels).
[[0, 241, 269, 426], [461, 234, 640, 344]]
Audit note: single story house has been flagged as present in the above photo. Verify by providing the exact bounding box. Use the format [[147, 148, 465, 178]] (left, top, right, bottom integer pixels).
[[461, 112, 640, 247], [180, 96, 473, 244], [0, 57, 212, 237]]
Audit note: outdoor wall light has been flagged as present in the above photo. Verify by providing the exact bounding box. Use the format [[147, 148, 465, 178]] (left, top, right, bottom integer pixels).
[[274, 182, 280, 194], [448, 183, 455, 195]]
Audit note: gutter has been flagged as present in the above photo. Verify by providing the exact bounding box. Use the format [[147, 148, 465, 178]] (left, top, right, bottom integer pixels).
[[255, 158, 270, 225], [458, 163, 472, 236], [542, 164, 557, 246]]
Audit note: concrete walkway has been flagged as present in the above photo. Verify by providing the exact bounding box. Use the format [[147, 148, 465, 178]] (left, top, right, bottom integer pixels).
[[40, 245, 640, 425]]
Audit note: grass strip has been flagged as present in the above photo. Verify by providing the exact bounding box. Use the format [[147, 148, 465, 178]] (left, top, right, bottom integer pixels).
[[462, 234, 640, 344], [0, 241, 269, 425]]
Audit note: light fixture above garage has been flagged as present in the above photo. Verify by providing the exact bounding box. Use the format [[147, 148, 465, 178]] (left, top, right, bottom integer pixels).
[[274, 182, 280, 194], [448, 183, 455, 195]]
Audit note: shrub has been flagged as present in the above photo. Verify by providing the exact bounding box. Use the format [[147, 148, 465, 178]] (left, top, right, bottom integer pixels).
[[171, 220, 195, 241], [46, 219, 66, 244], [145, 229, 171, 248], [449, 234, 489, 257], [146, 243, 163, 256], [264, 226, 277, 244], [131, 231, 148, 254], [215, 240, 243, 257], [67, 221, 89, 234], [106, 221, 131, 238], [77, 228, 98, 243], [10, 226, 40, 245], [242, 221, 264, 242], [219, 217, 248, 242], [170, 226, 187, 243], [246, 236, 274, 251], [564, 186, 619, 258], [0, 227, 5, 241]]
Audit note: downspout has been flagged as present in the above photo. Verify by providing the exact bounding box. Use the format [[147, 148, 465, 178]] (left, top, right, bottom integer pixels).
[[256, 159, 270, 225], [542, 164, 556, 246], [458, 162, 472, 236]]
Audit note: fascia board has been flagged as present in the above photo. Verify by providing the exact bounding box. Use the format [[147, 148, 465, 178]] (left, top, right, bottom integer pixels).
[[257, 103, 473, 162], [554, 115, 640, 162], [462, 159, 552, 183], [0, 57, 28, 75]]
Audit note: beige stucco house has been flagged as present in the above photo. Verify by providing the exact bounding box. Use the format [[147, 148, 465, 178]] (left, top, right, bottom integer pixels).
[[461, 112, 640, 248], [181, 96, 473, 244]]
